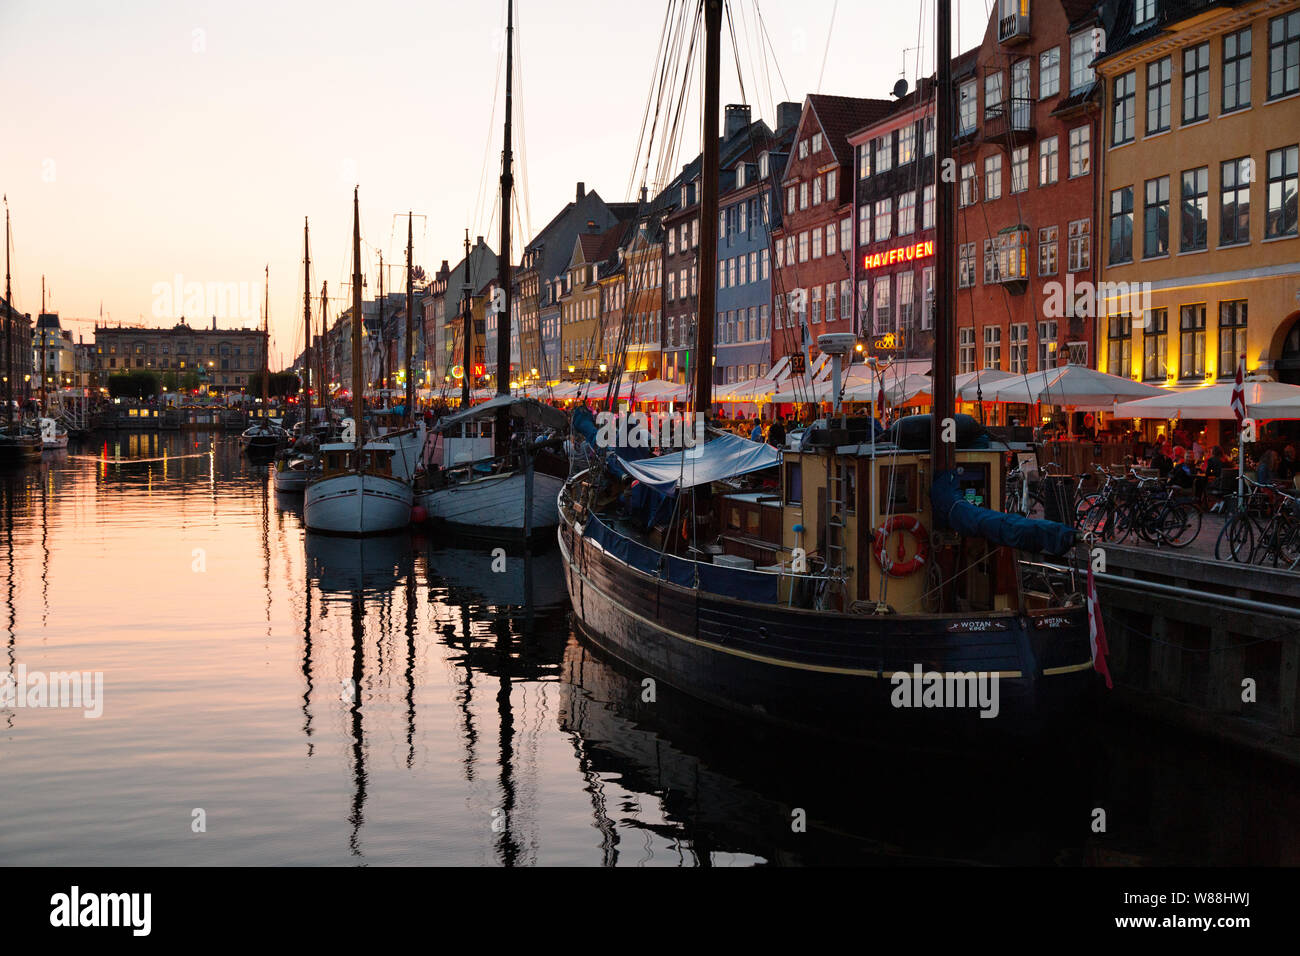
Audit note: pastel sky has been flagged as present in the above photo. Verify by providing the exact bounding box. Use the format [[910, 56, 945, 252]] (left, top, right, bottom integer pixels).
[[0, 0, 991, 364]]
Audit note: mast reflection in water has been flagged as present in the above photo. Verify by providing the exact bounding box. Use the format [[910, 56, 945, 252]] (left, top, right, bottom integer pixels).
[[0, 432, 1298, 865]]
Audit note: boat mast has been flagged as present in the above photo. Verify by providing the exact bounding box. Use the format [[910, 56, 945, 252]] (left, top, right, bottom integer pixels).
[[40, 276, 46, 409], [495, 0, 515, 457], [461, 229, 472, 409], [932, 0, 954, 474], [262, 265, 270, 410], [303, 217, 313, 430], [693, 0, 722, 418], [377, 252, 385, 396], [3, 196, 11, 426], [405, 211, 415, 423], [319, 281, 329, 415], [351, 188, 364, 455]]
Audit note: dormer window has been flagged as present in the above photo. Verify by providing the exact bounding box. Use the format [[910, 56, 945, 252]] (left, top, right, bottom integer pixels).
[[1134, 0, 1155, 27], [759, 151, 769, 178], [736, 163, 746, 188]]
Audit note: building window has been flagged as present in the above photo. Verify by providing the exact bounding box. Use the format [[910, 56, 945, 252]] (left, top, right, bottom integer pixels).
[[812, 132, 823, 153], [875, 198, 892, 241], [898, 124, 916, 165], [921, 268, 934, 330], [898, 192, 916, 235], [985, 71, 1004, 121], [825, 284, 837, 325], [1106, 314, 1132, 377], [1039, 225, 1059, 276], [825, 224, 836, 257], [959, 80, 977, 133], [1143, 308, 1168, 381], [1181, 166, 1209, 251], [799, 231, 809, 262], [922, 185, 935, 229], [1010, 323, 1029, 373], [960, 162, 978, 206], [840, 216, 851, 253], [799, 182, 809, 209], [812, 228, 823, 259], [959, 327, 976, 373], [1068, 126, 1090, 178], [958, 243, 976, 288], [1269, 11, 1300, 100], [875, 133, 893, 173], [1265, 145, 1299, 238], [1219, 300, 1248, 377], [983, 238, 999, 284], [858, 143, 871, 179], [1179, 304, 1206, 379], [1135, 0, 1155, 27], [858, 203, 871, 245], [1113, 71, 1136, 145], [812, 176, 822, 206], [1039, 135, 1059, 185], [1038, 320, 1058, 371], [1011, 146, 1029, 193], [1223, 27, 1252, 113], [1109, 187, 1134, 264], [856, 280, 869, 333], [1220, 157, 1251, 246], [1182, 43, 1210, 124], [873, 279, 892, 334], [1040, 46, 1060, 98], [1068, 218, 1091, 272], [1070, 32, 1096, 92], [1146, 57, 1171, 134], [983, 326, 1002, 369], [897, 272, 915, 329], [840, 280, 851, 325], [1143, 176, 1170, 258], [923, 117, 934, 156], [810, 287, 822, 325], [984, 153, 1003, 201]]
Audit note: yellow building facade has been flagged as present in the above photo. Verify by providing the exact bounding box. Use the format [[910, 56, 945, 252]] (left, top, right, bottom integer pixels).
[[1098, 0, 1300, 389]]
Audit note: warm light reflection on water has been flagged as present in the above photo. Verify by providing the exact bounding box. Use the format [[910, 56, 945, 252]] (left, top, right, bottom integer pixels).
[[1, 432, 1299, 866]]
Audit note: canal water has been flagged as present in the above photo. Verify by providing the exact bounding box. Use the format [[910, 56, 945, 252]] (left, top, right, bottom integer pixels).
[[2, 431, 1298, 866]]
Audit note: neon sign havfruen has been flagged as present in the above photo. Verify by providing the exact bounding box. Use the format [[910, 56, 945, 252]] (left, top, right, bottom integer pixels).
[[862, 240, 934, 270]]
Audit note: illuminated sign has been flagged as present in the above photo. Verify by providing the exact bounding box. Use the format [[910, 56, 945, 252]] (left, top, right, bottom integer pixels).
[[862, 240, 934, 270], [452, 365, 464, 380], [473, 363, 487, 377], [872, 332, 904, 351]]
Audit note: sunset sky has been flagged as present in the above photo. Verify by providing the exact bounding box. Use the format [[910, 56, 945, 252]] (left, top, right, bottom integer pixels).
[[0, 0, 990, 364]]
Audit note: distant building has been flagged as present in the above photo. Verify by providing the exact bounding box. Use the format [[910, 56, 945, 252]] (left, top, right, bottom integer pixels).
[[32, 311, 78, 396], [93, 317, 266, 394], [1, 295, 34, 402]]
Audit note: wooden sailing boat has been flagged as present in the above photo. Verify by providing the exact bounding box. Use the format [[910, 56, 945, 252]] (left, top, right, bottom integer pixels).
[[242, 265, 287, 456], [275, 218, 321, 493], [303, 187, 414, 535], [416, 0, 568, 543], [0, 195, 42, 466], [556, 0, 1097, 737]]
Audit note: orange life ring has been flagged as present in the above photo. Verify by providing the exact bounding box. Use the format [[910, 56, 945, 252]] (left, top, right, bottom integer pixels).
[[873, 515, 929, 576]]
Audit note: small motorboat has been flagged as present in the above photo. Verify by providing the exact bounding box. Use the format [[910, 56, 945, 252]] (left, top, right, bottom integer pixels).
[[241, 420, 287, 457], [38, 417, 68, 450]]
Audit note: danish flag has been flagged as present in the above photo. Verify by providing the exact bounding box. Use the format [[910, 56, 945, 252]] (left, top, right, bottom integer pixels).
[[1086, 566, 1113, 690], [1230, 353, 1246, 425]]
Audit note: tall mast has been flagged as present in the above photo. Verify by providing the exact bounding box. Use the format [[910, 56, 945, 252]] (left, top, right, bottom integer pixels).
[[405, 211, 415, 423], [377, 252, 385, 395], [461, 229, 472, 409], [319, 281, 329, 415], [40, 275, 47, 408], [4, 196, 12, 425], [693, 0, 722, 418], [932, 0, 955, 474], [262, 265, 270, 409], [495, 0, 516, 458], [303, 217, 313, 429], [351, 188, 364, 453]]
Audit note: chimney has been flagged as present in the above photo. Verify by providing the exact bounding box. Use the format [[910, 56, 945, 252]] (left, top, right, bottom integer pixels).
[[639, 185, 648, 204], [211, 315, 216, 331], [776, 100, 801, 132], [576, 182, 585, 201], [476, 235, 484, 247], [724, 103, 751, 140]]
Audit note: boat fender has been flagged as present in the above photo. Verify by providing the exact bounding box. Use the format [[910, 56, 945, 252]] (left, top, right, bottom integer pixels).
[[872, 516, 928, 576], [410, 505, 429, 524]]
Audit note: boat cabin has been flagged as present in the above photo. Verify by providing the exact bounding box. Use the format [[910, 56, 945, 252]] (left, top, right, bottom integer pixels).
[[319, 441, 397, 478]]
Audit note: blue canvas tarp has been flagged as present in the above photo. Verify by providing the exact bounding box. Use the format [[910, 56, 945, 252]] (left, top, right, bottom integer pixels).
[[616, 432, 779, 494], [930, 470, 1076, 556]]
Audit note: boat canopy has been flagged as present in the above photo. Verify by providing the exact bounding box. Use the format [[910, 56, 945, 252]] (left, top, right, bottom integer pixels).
[[435, 394, 567, 433], [616, 432, 779, 494]]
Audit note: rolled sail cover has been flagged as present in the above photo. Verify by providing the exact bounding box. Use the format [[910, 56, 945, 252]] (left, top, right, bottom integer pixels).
[[930, 470, 1075, 556]]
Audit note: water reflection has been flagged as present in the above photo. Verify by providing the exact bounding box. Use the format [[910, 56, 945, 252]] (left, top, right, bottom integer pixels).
[[0, 432, 1297, 865]]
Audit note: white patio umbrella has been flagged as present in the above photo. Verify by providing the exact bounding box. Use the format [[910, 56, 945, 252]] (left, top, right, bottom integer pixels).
[[1117, 379, 1300, 420], [974, 365, 1162, 408], [954, 368, 1019, 401]]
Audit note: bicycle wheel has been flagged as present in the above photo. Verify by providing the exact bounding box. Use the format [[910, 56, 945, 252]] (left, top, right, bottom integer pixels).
[[1215, 512, 1253, 561], [1074, 493, 1099, 529], [1078, 499, 1113, 539], [1161, 502, 1202, 548]]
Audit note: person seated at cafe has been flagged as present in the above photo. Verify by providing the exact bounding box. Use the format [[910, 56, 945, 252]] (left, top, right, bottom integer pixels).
[[1281, 444, 1298, 481], [766, 417, 786, 448], [1151, 442, 1174, 478], [1257, 449, 1282, 485], [1204, 446, 1226, 481], [1169, 446, 1196, 492]]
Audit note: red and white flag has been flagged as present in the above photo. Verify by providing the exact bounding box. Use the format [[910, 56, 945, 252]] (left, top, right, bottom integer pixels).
[[1086, 566, 1113, 690], [1230, 353, 1246, 425]]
